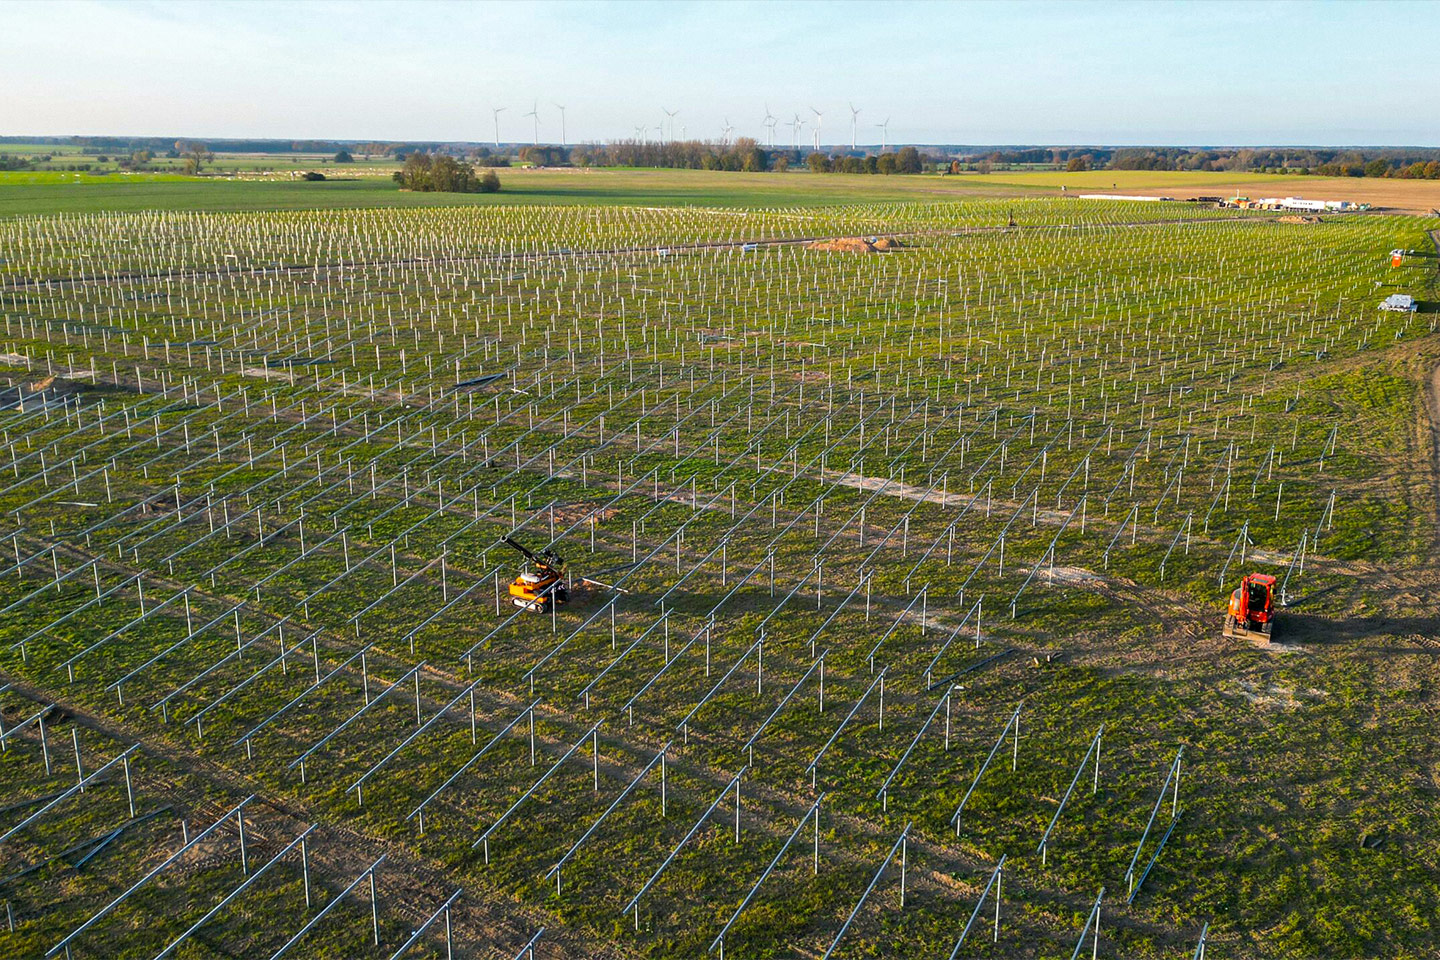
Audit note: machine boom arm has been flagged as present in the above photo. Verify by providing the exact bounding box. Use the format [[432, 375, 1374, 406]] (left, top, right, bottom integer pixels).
[[500, 535, 564, 575]]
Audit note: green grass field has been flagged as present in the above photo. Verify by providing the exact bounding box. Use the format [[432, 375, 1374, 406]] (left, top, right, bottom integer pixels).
[[0, 176, 1437, 960], [0, 167, 1017, 216], [7, 165, 1422, 218]]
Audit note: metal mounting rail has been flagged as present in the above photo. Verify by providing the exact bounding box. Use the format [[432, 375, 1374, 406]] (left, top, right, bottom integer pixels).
[[822, 822, 911, 960], [473, 721, 603, 854], [710, 793, 825, 955], [951, 703, 1023, 832], [743, 652, 826, 760], [1128, 809, 1182, 904], [1124, 746, 1183, 891], [705, 550, 770, 621], [521, 594, 621, 686], [546, 742, 670, 888], [151, 825, 318, 960], [1067, 886, 1105, 960], [349, 674, 489, 800], [866, 588, 929, 666], [146, 609, 292, 713], [47, 796, 257, 956], [1037, 725, 1104, 864], [676, 636, 762, 738], [1, 744, 140, 845], [232, 641, 375, 747], [386, 887, 463, 960], [406, 698, 540, 824], [755, 558, 820, 635], [8, 570, 135, 654], [948, 854, 1006, 957], [804, 573, 870, 652], [807, 666, 886, 779], [508, 928, 545, 960], [186, 627, 321, 732], [268, 854, 387, 959], [578, 611, 669, 707], [877, 687, 952, 806], [622, 765, 746, 920], [921, 596, 984, 686], [620, 618, 710, 720], [287, 661, 426, 772]]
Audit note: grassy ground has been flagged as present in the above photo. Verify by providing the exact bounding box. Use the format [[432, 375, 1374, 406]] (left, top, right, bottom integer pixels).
[[0, 167, 1036, 217], [0, 191, 1436, 959], [5, 165, 1437, 217]]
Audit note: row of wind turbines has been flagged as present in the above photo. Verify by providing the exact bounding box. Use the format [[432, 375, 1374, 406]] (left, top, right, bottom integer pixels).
[[487, 102, 893, 152], [638, 103, 890, 151], [490, 103, 565, 148], [757, 103, 890, 152]]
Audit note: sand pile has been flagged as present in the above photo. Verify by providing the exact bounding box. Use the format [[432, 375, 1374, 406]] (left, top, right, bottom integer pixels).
[[804, 236, 904, 253]]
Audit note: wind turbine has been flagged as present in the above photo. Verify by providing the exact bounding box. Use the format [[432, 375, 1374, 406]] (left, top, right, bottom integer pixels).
[[663, 108, 678, 142], [491, 107, 506, 147], [762, 104, 777, 148], [721, 118, 734, 146], [524, 100, 539, 146], [554, 104, 567, 146], [876, 117, 890, 151], [788, 113, 804, 149], [635, 124, 646, 144], [810, 106, 823, 151], [848, 102, 860, 151]]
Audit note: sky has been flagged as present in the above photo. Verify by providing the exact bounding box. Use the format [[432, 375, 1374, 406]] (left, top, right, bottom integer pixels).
[[3, 0, 1436, 147]]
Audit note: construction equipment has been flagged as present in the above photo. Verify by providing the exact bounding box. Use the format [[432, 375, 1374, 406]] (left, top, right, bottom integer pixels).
[[500, 535, 568, 612], [1223, 572, 1276, 643]]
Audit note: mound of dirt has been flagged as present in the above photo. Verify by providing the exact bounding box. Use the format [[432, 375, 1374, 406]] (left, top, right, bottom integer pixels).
[[27, 376, 80, 395], [804, 236, 904, 253], [0, 375, 82, 410], [1277, 215, 1322, 224]]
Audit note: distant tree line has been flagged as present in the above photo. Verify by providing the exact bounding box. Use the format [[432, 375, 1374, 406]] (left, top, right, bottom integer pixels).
[[965, 145, 1440, 179], [392, 153, 500, 193], [804, 147, 925, 174], [490, 139, 937, 175], [566, 138, 772, 171]]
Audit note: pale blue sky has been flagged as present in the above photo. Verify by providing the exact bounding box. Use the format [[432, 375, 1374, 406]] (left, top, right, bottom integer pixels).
[[3, 0, 1435, 146]]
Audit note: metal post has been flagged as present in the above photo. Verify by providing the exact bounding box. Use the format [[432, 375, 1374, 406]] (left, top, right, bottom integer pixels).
[[899, 834, 907, 907], [301, 835, 311, 907], [237, 809, 248, 875], [1094, 728, 1101, 793], [994, 866, 1002, 941], [369, 867, 380, 945], [123, 754, 135, 818], [814, 803, 820, 874], [72, 728, 83, 792]]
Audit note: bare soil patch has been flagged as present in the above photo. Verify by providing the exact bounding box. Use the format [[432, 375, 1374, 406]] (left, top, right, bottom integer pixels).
[[804, 236, 905, 253]]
